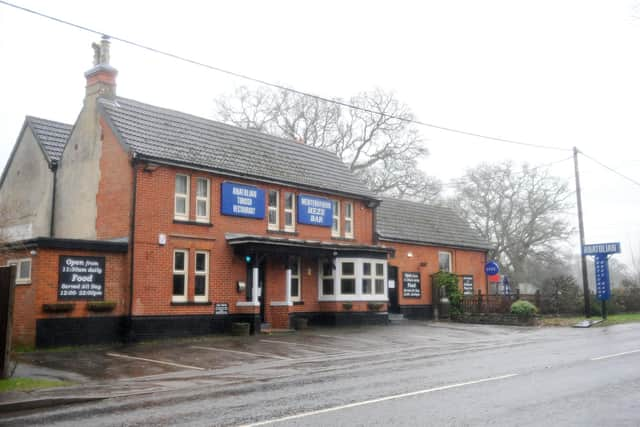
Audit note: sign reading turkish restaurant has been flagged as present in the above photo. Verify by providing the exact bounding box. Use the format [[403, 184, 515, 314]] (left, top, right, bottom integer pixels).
[[221, 182, 265, 219], [297, 194, 332, 227], [402, 272, 421, 298], [58, 256, 105, 300]]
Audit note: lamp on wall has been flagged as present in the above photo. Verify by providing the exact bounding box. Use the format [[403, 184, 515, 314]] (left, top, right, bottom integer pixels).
[[407, 251, 414, 258]]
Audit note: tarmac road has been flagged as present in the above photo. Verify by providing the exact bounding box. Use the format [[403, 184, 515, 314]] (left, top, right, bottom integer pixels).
[[3, 321, 640, 426]]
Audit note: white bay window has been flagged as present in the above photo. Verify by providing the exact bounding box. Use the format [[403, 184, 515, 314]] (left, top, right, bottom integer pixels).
[[318, 258, 387, 301]]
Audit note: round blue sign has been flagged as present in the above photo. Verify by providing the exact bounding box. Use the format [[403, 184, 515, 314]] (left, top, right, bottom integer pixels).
[[484, 261, 500, 275]]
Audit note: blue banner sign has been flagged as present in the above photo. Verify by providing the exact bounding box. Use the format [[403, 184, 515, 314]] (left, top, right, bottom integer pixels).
[[220, 182, 265, 219], [297, 195, 332, 227], [484, 261, 500, 276], [582, 242, 621, 256], [595, 253, 610, 301]]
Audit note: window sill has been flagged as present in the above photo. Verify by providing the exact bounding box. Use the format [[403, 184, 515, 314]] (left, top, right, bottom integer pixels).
[[331, 236, 355, 241], [15, 281, 31, 286], [236, 301, 260, 307], [173, 219, 213, 227], [319, 297, 388, 303], [170, 301, 212, 306]]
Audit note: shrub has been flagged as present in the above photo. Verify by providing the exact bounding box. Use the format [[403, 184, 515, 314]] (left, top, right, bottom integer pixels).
[[367, 302, 383, 311], [433, 271, 461, 315], [511, 300, 538, 317], [87, 301, 117, 312]]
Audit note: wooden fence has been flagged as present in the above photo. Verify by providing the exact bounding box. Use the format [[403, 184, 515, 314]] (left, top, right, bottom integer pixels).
[[461, 291, 542, 314]]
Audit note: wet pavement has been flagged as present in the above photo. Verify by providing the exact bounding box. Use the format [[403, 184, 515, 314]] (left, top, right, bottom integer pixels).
[[12, 321, 538, 382], [3, 321, 639, 426]]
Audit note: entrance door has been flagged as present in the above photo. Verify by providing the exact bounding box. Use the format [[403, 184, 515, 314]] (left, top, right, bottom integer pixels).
[[388, 265, 400, 313], [246, 261, 267, 322]]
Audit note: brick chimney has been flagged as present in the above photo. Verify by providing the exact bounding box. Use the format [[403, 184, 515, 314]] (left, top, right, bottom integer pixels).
[[84, 35, 117, 99]]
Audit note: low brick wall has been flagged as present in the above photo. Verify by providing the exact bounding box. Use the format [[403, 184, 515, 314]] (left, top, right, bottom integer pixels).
[[454, 312, 541, 326]]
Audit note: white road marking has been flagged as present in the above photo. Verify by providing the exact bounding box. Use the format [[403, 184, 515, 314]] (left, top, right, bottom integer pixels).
[[191, 345, 291, 360], [106, 352, 205, 370], [311, 334, 382, 346], [240, 373, 519, 426], [259, 339, 339, 353], [591, 349, 640, 361]]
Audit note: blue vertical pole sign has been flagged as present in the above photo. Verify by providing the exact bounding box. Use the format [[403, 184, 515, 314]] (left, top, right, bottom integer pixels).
[[582, 242, 620, 320], [594, 254, 610, 302]]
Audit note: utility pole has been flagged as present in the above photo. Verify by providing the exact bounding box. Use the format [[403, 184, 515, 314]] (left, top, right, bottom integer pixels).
[[573, 147, 591, 317]]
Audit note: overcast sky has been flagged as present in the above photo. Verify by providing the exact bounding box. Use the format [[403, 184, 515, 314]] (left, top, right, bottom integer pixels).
[[1, 0, 639, 267]]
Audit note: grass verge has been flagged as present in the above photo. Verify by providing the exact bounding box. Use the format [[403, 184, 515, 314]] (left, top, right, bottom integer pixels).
[[542, 312, 640, 327], [0, 377, 74, 392]]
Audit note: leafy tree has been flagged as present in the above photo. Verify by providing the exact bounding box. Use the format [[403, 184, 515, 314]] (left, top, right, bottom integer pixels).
[[452, 161, 573, 284], [215, 86, 441, 202]]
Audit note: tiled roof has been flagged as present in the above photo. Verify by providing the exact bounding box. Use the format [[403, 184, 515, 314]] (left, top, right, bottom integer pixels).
[[98, 97, 375, 199], [376, 197, 493, 251], [26, 116, 72, 163]]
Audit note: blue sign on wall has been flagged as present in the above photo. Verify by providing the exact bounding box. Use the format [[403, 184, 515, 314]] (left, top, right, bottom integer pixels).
[[297, 195, 333, 227], [595, 253, 611, 301], [484, 261, 500, 276], [220, 182, 265, 219]]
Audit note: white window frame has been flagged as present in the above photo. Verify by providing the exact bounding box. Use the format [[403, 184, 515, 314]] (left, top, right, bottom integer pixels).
[[320, 259, 335, 296], [284, 192, 296, 232], [194, 251, 209, 302], [438, 251, 452, 272], [362, 261, 374, 295], [268, 190, 279, 231], [318, 258, 387, 302], [172, 249, 188, 302], [7, 258, 31, 285], [340, 261, 357, 295], [374, 262, 385, 295], [290, 257, 301, 301], [331, 200, 340, 237], [174, 174, 190, 221], [195, 177, 210, 223], [344, 202, 354, 239]]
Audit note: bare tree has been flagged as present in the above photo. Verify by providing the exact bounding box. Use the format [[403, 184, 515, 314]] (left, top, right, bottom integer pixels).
[[452, 161, 574, 284], [215, 86, 441, 202]]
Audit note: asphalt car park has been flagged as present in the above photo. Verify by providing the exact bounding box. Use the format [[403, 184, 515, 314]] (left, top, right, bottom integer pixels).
[[14, 321, 541, 383]]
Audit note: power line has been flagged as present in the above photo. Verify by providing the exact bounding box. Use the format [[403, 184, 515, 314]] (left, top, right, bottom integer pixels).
[[0, 0, 572, 153], [440, 155, 574, 187], [579, 150, 640, 188]]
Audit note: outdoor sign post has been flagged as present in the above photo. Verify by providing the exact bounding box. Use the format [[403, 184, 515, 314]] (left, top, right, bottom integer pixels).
[[582, 242, 621, 320], [484, 261, 500, 294]]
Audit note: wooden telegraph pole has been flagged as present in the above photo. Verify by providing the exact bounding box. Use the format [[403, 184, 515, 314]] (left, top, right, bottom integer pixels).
[[573, 147, 591, 318]]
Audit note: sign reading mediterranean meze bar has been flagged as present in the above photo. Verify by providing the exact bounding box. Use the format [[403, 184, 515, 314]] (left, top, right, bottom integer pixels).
[[402, 272, 421, 298], [221, 182, 265, 219], [58, 256, 105, 300], [297, 195, 332, 227]]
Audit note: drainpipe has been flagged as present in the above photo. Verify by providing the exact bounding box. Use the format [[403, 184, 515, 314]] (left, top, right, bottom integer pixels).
[[49, 160, 58, 237], [126, 155, 139, 342]]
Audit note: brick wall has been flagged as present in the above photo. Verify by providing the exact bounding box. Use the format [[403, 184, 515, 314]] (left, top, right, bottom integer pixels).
[[95, 117, 132, 240], [130, 165, 376, 323], [0, 247, 128, 347], [383, 241, 488, 306]]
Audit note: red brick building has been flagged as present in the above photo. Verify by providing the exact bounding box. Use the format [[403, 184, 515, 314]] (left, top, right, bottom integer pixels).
[[0, 38, 491, 347]]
